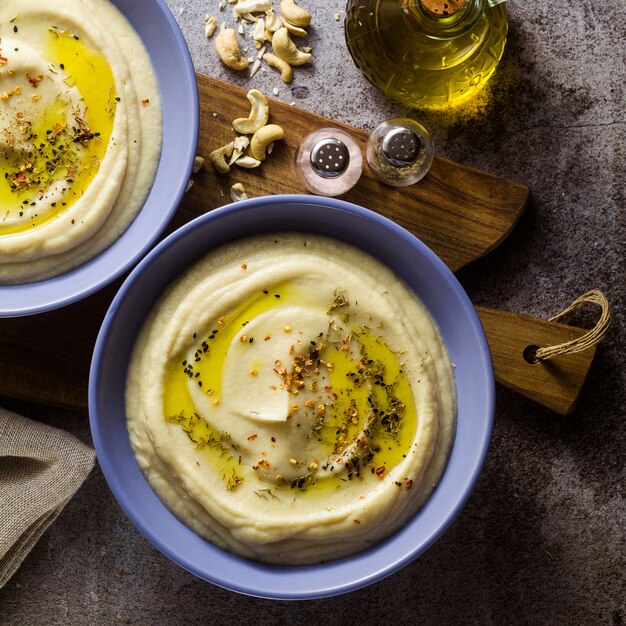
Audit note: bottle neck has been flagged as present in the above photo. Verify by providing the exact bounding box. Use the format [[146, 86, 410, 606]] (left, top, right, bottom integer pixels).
[[419, 0, 466, 19], [401, 0, 484, 37]]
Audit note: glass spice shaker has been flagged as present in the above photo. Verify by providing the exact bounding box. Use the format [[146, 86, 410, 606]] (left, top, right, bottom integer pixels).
[[366, 118, 434, 186], [294, 128, 363, 197]]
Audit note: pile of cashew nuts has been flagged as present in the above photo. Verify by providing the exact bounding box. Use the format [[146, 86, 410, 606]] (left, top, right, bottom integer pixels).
[[209, 89, 284, 177], [210, 0, 312, 83]]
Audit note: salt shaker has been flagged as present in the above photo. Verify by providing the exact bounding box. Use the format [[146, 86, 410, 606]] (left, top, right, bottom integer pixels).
[[366, 118, 434, 187], [294, 128, 363, 197]]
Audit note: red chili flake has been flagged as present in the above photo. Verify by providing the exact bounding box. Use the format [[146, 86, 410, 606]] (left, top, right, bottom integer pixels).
[[375, 466, 386, 478], [141, 98, 150, 106], [27, 73, 43, 87], [271, 436, 276, 442], [241, 263, 247, 270], [247, 434, 258, 441]]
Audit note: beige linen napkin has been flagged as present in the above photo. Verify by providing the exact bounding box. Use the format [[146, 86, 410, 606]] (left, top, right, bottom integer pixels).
[[0, 407, 95, 588]]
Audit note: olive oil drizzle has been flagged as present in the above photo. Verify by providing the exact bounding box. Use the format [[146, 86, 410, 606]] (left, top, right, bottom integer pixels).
[[0, 28, 116, 235], [164, 284, 418, 496]]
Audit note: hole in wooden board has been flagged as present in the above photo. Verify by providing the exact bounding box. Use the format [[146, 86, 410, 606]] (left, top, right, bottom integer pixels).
[[523, 344, 540, 364]]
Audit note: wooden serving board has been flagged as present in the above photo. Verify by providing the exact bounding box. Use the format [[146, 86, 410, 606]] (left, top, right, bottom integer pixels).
[[182, 77, 529, 273], [0, 75, 594, 415]]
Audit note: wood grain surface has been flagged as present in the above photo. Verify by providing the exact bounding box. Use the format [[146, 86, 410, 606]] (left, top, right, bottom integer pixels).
[[0, 74, 592, 414], [182, 75, 530, 273], [476, 307, 595, 415]]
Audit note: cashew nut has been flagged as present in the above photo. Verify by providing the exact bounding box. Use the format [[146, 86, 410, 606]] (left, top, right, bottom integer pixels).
[[250, 58, 262, 76], [228, 135, 251, 165], [192, 155, 205, 174], [263, 53, 293, 83], [209, 142, 235, 174], [252, 17, 266, 43], [204, 16, 217, 38], [235, 0, 271, 15], [280, 0, 311, 28], [250, 124, 284, 161], [280, 17, 307, 38], [264, 9, 282, 32], [230, 183, 249, 202], [271, 28, 311, 66], [234, 156, 262, 168], [232, 89, 269, 134], [214, 28, 249, 71]]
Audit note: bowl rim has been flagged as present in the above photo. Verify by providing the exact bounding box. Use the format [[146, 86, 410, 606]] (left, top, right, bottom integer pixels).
[[0, 0, 198, 317], [89, 194, 495, 600]]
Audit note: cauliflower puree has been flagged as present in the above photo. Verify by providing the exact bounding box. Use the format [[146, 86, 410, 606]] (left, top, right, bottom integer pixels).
[[126, 234, 456, 564], [0, 0, 161, 283]]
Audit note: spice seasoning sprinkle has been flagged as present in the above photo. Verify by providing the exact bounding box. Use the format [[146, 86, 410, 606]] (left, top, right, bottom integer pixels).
[[0, 27, 121, 235], [166, 284, 416, 498]]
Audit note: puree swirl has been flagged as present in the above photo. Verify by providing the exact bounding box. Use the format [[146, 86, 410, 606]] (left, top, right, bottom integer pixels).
[[0, 0, 161, 283], [127, 234, 456, 564]]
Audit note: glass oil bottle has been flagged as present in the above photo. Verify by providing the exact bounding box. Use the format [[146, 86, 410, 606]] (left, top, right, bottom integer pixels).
[[344, 0, 508, 109]]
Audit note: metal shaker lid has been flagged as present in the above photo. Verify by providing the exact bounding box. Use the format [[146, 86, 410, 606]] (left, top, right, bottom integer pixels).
[[310, 138, 351, 178], [381, 127, 422, 167]]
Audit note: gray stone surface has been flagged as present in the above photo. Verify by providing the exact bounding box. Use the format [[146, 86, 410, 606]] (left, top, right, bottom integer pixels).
[[1, 1, 624, 624]]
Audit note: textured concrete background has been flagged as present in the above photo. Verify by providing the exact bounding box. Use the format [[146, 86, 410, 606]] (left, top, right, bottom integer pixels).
[[1, 0, 624, 624]]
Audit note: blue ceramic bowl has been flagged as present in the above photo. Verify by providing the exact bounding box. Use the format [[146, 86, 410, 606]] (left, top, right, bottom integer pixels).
[[89, 196, 494, 600], [0, 0, 198, 317]]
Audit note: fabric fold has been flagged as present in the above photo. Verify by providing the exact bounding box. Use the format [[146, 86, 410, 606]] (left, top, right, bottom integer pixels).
[[0, 408, 96, 588]]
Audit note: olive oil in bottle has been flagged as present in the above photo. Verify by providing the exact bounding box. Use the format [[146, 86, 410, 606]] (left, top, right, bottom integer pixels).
[[344, 0, 508, 109]]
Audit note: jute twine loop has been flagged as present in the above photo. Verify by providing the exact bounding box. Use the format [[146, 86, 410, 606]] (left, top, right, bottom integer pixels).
[[535, 290, 611, 361]]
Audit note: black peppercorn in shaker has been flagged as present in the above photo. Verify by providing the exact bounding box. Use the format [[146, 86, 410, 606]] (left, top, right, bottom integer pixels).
[[366, 118, 434, 187]]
